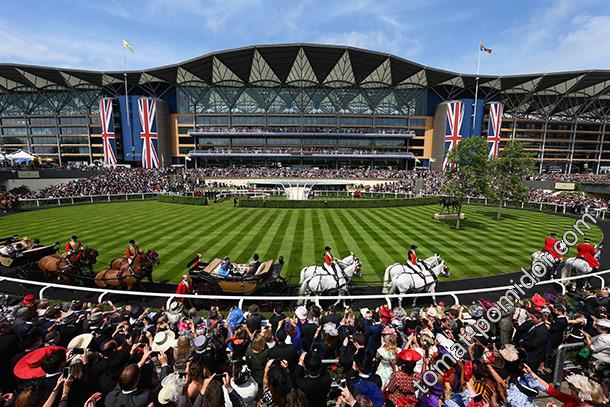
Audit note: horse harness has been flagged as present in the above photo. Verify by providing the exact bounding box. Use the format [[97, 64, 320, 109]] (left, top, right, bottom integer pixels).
[[316, 263, 349, 292], [398, 262, 438, 290]]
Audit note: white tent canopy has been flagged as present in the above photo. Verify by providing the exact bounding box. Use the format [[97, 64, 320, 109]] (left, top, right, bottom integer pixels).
[[6, 150, 37, 163]]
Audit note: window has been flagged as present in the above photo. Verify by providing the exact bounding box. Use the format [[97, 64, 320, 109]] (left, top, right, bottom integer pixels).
[[31, 127, 56, 135], [3, 128, 28, 135], [61, 146, 90, 154], [61, 127, 88, 135], [178, 116, 195, 124], [1, 118, 27, 126], [30, 117, 56, 126], [60, 117, 89, 125]]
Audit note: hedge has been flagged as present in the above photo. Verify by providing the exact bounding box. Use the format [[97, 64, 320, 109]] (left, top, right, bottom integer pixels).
[[158, 195, 208, 205], [237, 196, 439, 208]]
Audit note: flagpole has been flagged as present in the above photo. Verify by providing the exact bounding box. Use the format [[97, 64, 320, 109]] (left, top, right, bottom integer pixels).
[[123, 47, 130, 130], [472, 44, 482, 136]]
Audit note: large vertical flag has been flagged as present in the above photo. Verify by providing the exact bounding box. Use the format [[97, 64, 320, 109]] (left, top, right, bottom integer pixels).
[[138, 98, 160, 168], [487, 102, 503, 159], [99, 98, 118, 166], [443, 101, 465, 171]]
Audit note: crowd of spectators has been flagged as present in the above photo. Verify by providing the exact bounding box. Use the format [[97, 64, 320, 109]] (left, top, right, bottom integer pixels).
[[526, 173, 610, 184], [17, 166, 610, 211], [529, 189, 609, 211], [190, 126, 412, 135], [0, 286, 609, 407]]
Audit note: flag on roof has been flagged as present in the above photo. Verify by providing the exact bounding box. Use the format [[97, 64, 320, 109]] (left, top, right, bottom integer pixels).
[[480, 43, 492, 54], [122, 40, 134, 53]]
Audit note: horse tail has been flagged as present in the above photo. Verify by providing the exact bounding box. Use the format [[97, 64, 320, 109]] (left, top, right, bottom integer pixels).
[[383, 265, 391, 293], [299, 267, 305, 284]]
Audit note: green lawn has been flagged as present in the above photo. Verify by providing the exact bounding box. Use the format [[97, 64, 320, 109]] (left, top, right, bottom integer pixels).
[[1, 201, 602, 284]]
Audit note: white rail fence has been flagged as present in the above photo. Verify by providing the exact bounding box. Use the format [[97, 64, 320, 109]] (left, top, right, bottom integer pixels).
[[19, 190, 609, 219], [0, 269, 608, 311]]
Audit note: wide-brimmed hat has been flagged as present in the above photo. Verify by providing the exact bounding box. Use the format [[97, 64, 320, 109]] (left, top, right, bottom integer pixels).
[[60, 310, 78, 324], [67, 333, 93, 350], [14, 346, 66, 379], [396, 349, 421, 362], [151, 330, 177, 353], [379, 307, 394, 323], [90, 312, 104, 324], [596, 319, 610, 329], [498, 344, 519, 362], [532, 294, 547, 307], [426, 307, 438, 318], [565, 374, 593, 401], [165, 302, 183, 324], [158, 372, 182, 404], [295, 306, 307, 320], [323, 322, 338, 337]]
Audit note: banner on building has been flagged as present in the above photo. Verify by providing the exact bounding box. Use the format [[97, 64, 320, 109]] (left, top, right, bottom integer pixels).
[[137, 98, 160, 169], [99, 98, 118, 166], [487, 102, 503, 159], [443, 101, 465, 171]]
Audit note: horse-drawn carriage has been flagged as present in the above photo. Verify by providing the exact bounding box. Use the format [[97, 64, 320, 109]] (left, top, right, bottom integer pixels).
[[189, 256, 287, 295], [0, 236, 59, 277]]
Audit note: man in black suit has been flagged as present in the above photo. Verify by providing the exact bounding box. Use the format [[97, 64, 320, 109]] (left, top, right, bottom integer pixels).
[[40, 349, 66, 397], [268, 329, 297, 371], [549, 305, 569, 349], [104, 364, 152, 407], [294, 351, 332, 407], [519, 309, 549, 371]]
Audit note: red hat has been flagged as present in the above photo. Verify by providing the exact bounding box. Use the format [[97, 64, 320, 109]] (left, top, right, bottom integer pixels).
[[532, 294, 547, 307], [14, 346, 66, 380], [379, 307, 394, 320], [22, 294, 36, 306], [396, 349, 422, 362]]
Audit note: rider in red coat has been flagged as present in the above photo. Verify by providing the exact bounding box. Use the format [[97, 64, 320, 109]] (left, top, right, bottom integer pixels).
[[64, 235, 83, 262], [176, 274, 194, 302], [577, 238, 600, 270], [541, 232, 563, 260]]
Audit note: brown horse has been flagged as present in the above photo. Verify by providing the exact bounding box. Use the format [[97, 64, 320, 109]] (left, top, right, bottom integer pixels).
[[38, 248, 99, 283], [94, 250, 159, 290], [108, 249, 159, 283]]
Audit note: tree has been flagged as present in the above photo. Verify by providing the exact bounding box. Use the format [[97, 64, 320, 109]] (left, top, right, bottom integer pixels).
[[442, 137, 490, 229], [489, 141, 535, 220]]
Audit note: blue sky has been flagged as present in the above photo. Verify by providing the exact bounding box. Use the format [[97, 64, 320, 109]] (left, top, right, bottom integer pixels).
[[0, 0, 609, 75]]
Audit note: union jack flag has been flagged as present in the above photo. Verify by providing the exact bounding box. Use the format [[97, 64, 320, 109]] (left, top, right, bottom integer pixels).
[[443, 101, 465, 171], [138, 98, 159, 169], [487, 102, 503, 159], [99, 98, 118, 166]]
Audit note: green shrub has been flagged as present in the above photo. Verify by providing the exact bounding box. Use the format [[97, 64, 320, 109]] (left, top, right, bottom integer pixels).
[[158, 195, 208, 205], [236, 196, 439, 208]]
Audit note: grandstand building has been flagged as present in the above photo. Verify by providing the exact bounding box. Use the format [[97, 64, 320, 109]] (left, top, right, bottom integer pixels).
[[0, 44, 609, 172]]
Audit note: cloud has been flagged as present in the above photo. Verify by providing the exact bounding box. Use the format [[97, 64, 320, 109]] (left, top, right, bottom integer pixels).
[[318, 30, 422, 58]]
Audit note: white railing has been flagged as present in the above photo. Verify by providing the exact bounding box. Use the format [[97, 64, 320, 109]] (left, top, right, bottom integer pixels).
[[20, 193, 160, 208], [0, 269, 608, 311], [17, 190, 610, 219]]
